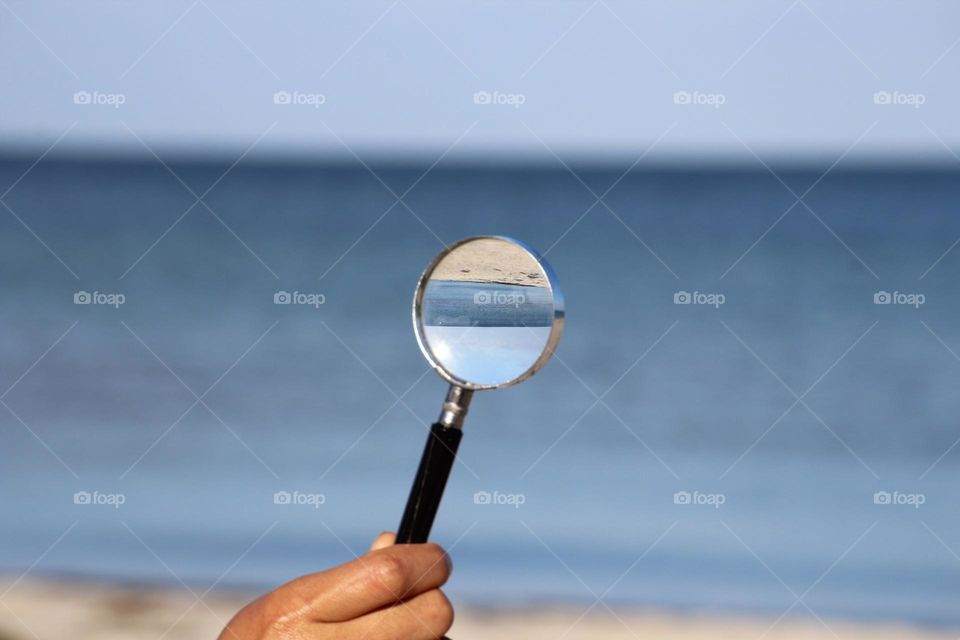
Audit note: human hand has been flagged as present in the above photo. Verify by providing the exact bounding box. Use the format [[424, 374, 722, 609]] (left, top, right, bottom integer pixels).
[[218, 532, 453, 639]]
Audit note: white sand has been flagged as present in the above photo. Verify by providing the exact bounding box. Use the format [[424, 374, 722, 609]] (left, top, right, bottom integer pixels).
[[431, 237, 548, 286], [0, 578, 954, 640]]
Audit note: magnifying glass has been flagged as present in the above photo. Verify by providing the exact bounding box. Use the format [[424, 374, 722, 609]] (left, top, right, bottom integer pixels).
[[396, 236, 564, 544]]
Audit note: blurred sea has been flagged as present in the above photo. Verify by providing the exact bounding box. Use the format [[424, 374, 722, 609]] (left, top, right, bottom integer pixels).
[[1, 157, 959, 626]]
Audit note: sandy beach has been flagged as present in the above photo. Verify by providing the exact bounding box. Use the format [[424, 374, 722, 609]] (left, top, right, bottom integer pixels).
[[0, 577, 953, 640], [431, 237, 548, 286]]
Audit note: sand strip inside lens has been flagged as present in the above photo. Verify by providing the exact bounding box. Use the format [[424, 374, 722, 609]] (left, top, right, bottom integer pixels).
[[430, 237, 550, 287]]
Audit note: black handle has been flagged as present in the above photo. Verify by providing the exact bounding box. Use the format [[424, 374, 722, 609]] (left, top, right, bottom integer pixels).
[[396, 422, 463, 544]]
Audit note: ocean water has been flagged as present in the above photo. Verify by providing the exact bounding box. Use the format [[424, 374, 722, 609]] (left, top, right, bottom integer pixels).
[[1, 157, 959, 627]]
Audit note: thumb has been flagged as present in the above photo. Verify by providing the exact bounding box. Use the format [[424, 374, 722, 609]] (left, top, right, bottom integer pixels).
[[369, 531, 396, 552]]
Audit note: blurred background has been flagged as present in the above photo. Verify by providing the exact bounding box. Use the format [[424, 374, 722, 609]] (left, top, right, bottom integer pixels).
[[1, 1, 959, 637]]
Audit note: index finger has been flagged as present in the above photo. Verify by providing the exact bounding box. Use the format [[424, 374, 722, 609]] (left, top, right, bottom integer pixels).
[[289, 543, 452, 623]]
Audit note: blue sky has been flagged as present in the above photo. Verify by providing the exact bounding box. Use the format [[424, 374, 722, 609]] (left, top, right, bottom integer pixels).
[[1, 1, 958, 163]]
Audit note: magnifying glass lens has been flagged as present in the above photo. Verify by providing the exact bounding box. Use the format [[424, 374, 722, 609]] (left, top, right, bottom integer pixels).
[[415, 237, 563, 390]]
